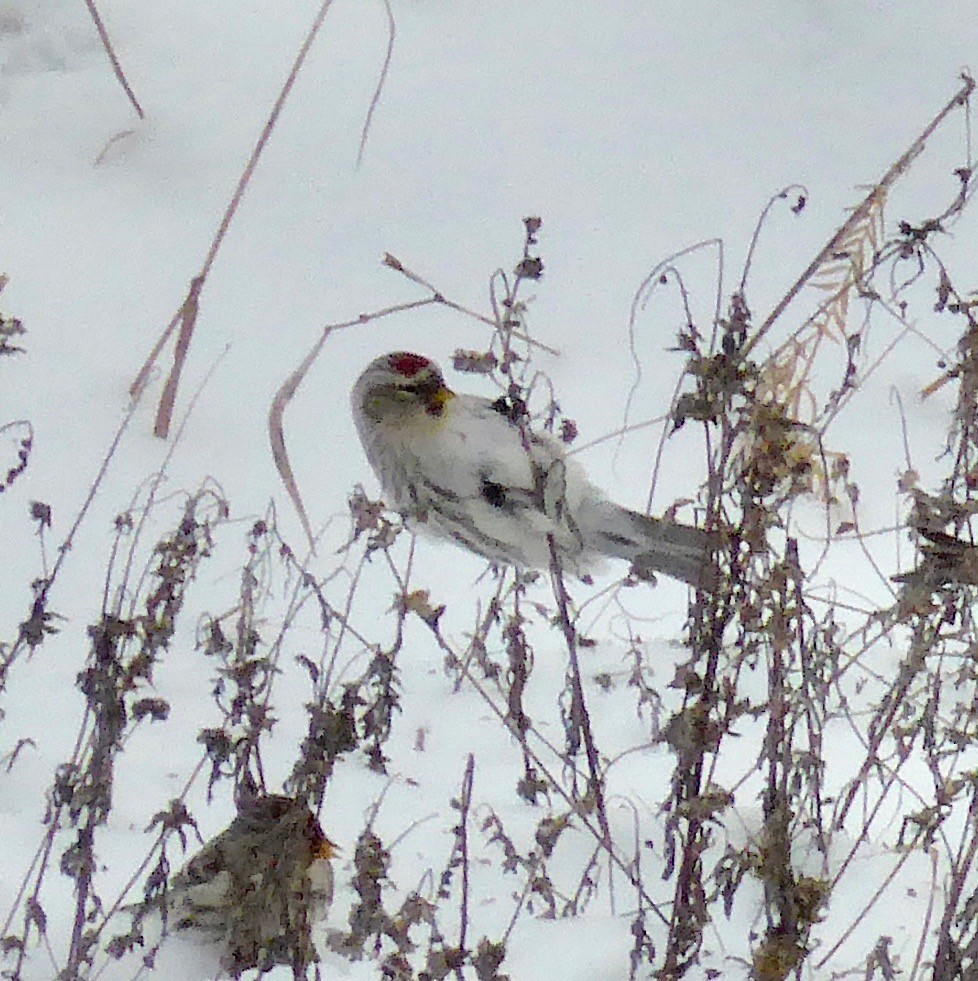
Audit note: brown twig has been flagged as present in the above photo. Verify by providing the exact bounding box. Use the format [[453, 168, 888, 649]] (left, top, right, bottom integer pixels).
[[356, 0, 395, 168], [268, 297, 436, 550], [738, 185, 809, 295], [932, 789, 978, 977], [131, 0, 338, 436], [744, 72, 975, 357], [456, 754, 475, 974], [0, 399, 139, 690], [383, 253, 560, 355], [82, 0, 143, 119], [546, 538, 613, 858]]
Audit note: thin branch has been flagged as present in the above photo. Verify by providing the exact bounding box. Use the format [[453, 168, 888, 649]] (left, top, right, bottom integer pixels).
[[738, 183, 809, 295], [357, 0, 395, 168], [457, 754, 475, 969], [745, 72, 975, 356], [131, 0, 338, 435], [82, 0, 143, 119], [383, 253, 560, 355], [0, 398, 139, 688], [269, 297, 437, 550], [547, 538, 613, 858], [622, 238, 723, 449]]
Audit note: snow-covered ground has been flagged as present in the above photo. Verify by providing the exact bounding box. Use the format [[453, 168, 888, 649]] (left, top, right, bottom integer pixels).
[[2, 2, 977, 978]]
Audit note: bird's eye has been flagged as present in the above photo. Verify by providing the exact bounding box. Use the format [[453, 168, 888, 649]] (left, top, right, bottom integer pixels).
[[363, 394, 389, 422]]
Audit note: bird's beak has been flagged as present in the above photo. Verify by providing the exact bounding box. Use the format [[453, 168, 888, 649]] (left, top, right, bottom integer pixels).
[[316, 836, 340, 860], [425, 383, 455, 417]]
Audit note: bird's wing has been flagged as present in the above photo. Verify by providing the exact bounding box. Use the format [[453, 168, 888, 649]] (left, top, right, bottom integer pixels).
[[402, 396, 589, 568]]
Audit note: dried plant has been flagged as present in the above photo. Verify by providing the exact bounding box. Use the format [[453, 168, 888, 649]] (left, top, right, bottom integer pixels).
[[5, 72, 978, 981], [0, 286, 31, 499]]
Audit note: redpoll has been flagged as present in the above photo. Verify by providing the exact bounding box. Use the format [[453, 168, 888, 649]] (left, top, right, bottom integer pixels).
[[351, 352, 712, 586], [166, 795, 337, 972]]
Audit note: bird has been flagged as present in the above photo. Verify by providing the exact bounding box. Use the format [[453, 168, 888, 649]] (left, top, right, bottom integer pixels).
[[165, 795, 337, 973], [351, 351, 713, 587]]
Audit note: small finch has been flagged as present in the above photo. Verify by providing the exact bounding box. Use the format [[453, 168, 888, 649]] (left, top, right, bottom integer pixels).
[[352, 352, 712, 586], [166, 795, 337, 973]]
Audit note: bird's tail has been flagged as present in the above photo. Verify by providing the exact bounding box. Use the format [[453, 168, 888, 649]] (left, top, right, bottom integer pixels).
[[580, 501, 714, 588]]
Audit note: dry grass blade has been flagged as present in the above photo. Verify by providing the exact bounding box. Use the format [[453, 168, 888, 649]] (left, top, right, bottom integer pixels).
[[130, 0, 338, 434], [356, 0, 396, 168], [269, 297, 436, 551], [151, 275, 203, 439], [82, 0, 143, 119]]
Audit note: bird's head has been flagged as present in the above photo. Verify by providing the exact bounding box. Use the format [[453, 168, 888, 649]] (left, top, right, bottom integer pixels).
[[353, 352, 456, 426]]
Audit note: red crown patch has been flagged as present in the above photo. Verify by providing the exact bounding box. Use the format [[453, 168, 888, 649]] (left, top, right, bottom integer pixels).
[[389, 352, 431, 377]]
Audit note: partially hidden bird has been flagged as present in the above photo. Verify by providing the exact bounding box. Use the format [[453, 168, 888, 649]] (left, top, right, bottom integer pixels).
[[351, 351, 712, 587], [166, 795, 337, 972]]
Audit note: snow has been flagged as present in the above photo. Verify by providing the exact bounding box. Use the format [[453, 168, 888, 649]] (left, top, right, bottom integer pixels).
[[2, 1, 977, 978]]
